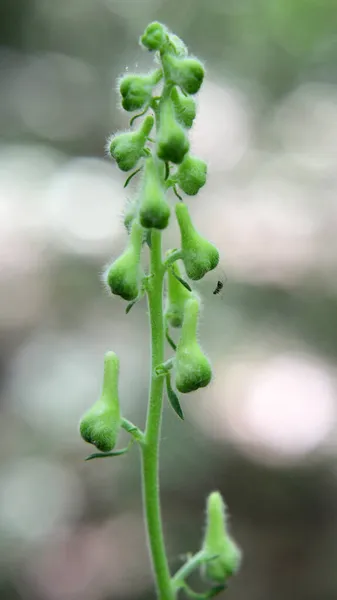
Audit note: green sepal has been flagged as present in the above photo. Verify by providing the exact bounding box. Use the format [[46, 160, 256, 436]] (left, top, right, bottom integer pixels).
[[162, 54, 204, 95], [176, 154, 207, 196], [165, 253, 192, 328], [166, 373, 184, 420], [174, 297, 212, 394], [106, 220, 144, 301], [202, 492, 242, 584], [171, 87, 196, 129], [79, 352, 122, 453], [108, 115, 154, 171], [140, 22, 168, 51], [119, 70, 162, 112], [175, 203, 219, 280], [157, 94, 189, 164], [139, 155, 171, 229]]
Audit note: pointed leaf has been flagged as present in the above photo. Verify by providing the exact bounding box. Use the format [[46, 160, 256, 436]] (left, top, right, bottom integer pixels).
[[85, 446, 130, 461], [126, 299, 138, 314], [166, 374, 184, 420], [173, 185, 183, 201], [165, 326, 177, 351], [124, 166, 143, 188], [170, 267, 192, 291]]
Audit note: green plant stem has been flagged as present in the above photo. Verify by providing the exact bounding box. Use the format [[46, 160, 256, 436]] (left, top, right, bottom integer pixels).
[[141, 229, 174, 600], [172, 551, 206, 590]]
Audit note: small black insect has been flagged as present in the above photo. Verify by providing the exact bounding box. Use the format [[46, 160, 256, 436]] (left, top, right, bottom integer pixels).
[[213, 280, 224, 295]]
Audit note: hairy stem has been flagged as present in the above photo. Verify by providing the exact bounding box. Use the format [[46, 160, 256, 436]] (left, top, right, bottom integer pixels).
[[141, 229, 174, 600]]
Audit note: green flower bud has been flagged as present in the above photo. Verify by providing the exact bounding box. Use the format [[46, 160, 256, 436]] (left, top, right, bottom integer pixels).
[[108, 115, 154, 172], [139, 155, 170, 229], [119, 70, 162, 112], [171, 87, 196, 129], [106, 220, 143, 300], [175, 203, 219, 280], [157, 95, 189, 164], [202, 492, 242, 584], [162, 54, 204, 95], [79, 352, 122, 453], [175, 297, 212, 393], [165, 253, 192, 328], [140, 22, 168, 51], [176, 154, 207, 195]]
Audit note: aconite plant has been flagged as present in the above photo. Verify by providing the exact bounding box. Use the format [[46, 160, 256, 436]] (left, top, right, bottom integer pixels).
[[79, 22, 241, 600]]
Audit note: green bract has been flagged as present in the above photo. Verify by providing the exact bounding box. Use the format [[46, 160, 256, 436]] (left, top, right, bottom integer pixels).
[[140, 22, 168, 51], [175, 154, 207, 195], [171, 86, 196, 129], [202, 492, 242, 584], [165, 254, 192, 328], [175, 203, 219, 280], [79, 352, 121, 452], [106, 220, 143, 300], [157, 94, 189, 164], [174, 297, 212, 393], [119, 70, 162, 112], [108, 115, 154, 171], [162, 54, 205, 95], [139, 155, 170, 229]]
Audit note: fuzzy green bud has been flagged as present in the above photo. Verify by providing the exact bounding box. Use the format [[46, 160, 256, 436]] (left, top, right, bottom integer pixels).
[[175, 203, 219, 280], [79, 352, 122, 453], [140, 22, 168, 51], [162, 54, 204, 95], [157, 95, 189, 164], [119, 70, 162, 112], [165, 253, 192, 328], [106, 220, 143, 300], [202, 492, 242, 584], [175, 154, 207, 195], [108, 115, 154, 172], [139, 155, 170, 229], [171, 87, 196, 129], [175, 297, 212, 393]]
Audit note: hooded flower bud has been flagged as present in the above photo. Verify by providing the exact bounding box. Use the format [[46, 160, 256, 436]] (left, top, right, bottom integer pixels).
[[165, 253, 192, 328], [171, 87, 196, 129], [175, 203, 219, 280], [202, 492, 242, 584], [175, 154, 207, 195], [162, 54, 204, 95], [140, 22, 168, 51], [108, 115, 154, 172], [119, 70, 162, 112], [79, 352, 122, 453], [106, 220, 143, 300], [157, 95, 189, 164], [139, 155, 170, 229], [174, 297, 212, 393]]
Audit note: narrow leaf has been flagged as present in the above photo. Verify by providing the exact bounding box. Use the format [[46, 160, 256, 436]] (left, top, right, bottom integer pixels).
[[165, 326, 177, 351], [130, 105, 149, 126], [170, 268, 192, 291], [124, 166, 143, 188], [85, 446, 130, 461], [126, 299, 138, 314], [173, 185, 183, 201], [166, 374, 184, 420]]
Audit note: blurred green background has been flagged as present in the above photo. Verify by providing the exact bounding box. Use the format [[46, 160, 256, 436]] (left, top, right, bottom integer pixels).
[[1, 0, 337, 599]]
